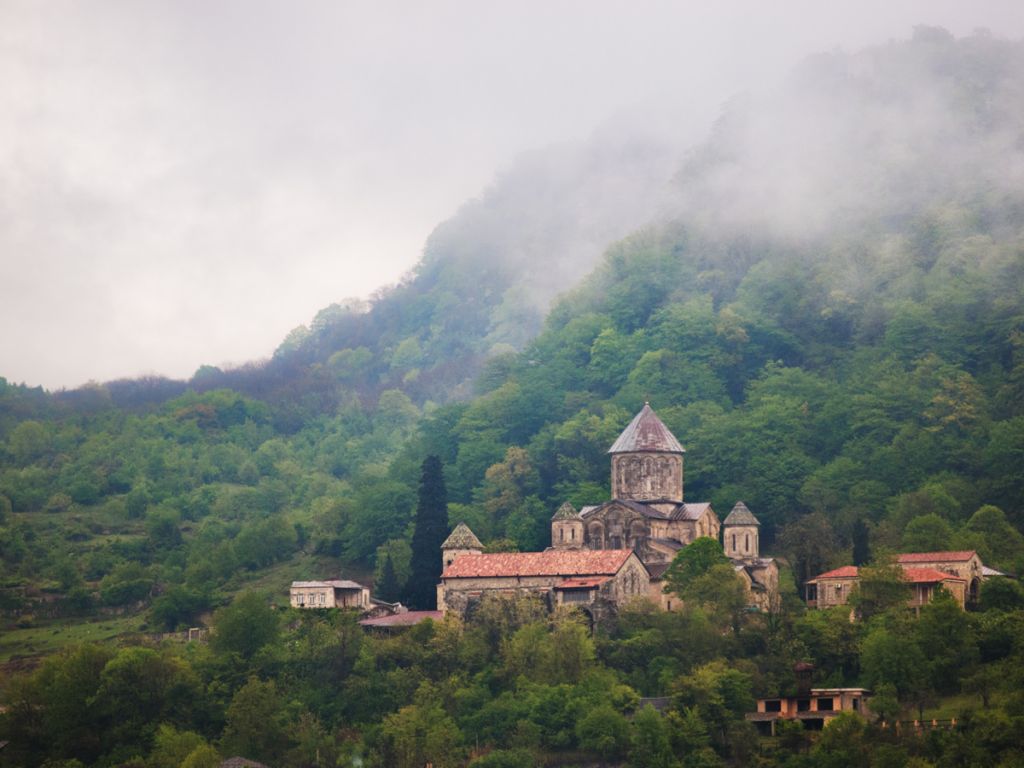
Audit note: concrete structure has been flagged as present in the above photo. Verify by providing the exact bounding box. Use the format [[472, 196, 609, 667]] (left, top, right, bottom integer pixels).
[[550, 404, 778, 611], [748, 688, 872, 734], [437, 548, 648, 619], [289, 580, 370, 609]]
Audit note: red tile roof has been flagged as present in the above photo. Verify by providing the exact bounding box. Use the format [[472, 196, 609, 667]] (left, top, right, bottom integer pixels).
[[556, 576, 611, 589], [810, 564, 967, 584], [811, 566, 859, 580], [442, 549, 634, 579], [358, 610, 443, 627], [897, 551, 977, 563], [902, 568, 965, 584]]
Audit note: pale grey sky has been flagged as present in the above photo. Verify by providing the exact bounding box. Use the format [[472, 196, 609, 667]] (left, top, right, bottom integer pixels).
[[2, 1, 1022, 389]]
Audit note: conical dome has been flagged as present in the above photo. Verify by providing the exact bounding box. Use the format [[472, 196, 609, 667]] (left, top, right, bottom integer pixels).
[[442, 522, 482, 549], [724, 501, 759, 526], [552, 502, 581, 521], [608, 403, 685, 454]]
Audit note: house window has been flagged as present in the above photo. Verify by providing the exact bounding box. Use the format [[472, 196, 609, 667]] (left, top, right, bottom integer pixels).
[[562, 590, 591, 604], [296, 593, 305, 605], [817, 698, 834, 712], [732, 534, 736, 551], [852, 698, 859, 711], [797, 699, 811, 712], [560, 528, 564, 542], [764, 700, 782, 712], [745, 533, 750, 552], [570, 528, 575, 541]]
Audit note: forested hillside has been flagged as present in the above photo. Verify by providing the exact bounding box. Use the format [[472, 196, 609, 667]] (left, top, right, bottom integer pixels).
[[2, 27, 1024, 768]]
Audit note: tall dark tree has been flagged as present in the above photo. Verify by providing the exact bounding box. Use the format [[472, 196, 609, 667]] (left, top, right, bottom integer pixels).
[[405, 455, 449, 609], [377, 552, 400, 603], [851, 517, 872, 567]]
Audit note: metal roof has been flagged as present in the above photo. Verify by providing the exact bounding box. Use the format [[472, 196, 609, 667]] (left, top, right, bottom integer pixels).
[[555, 576, 611, 589], [359, 610, 443, 627], [608, 403, 685, 454], [671, 502, 711, 521], [291, 580, 366, 590]]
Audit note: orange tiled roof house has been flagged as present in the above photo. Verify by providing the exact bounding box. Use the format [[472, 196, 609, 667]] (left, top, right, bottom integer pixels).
[[806, 551, 987, 611], [437, 404, 779, 618]]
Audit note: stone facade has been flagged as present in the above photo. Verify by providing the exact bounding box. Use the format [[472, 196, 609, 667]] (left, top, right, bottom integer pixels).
[[290, 580, 370, 609], [438, 404, 781, 617], [806, 560, 972, 611], [896, 551, 983, 605], [611, 453, 684, 502], [552, 404, 720, 569], [437, 549, 649, 620], [551, 405, 778, 611]]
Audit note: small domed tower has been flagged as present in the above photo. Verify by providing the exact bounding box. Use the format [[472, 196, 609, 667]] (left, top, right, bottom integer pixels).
[[723, 502, 760, 560], [551, 502, 584, 549], [441, 522, 482, 570]]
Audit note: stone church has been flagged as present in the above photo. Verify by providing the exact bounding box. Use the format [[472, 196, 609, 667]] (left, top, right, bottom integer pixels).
[[550, 403, 778, 611], [437, 403, 779, 615]]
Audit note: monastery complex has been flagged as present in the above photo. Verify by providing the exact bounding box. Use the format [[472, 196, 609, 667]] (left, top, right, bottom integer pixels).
[[437, 404, 779, 618], [291, 405, 1001, 622]]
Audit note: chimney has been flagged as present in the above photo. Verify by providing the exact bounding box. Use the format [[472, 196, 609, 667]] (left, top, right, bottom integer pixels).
[[794, 662, 814, 696]]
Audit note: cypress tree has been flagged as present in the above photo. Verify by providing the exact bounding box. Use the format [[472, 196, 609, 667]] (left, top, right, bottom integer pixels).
[[378, 552, 400, 603], [852, 517, 872, 566], [405, 455, 449, 609]]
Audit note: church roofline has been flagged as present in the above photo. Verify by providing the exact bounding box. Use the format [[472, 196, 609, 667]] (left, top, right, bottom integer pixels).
[[551, 502, 581, 521], [608, 403, 685, 454], [723, 501, 760, 526], [441, 522, 483, 550]]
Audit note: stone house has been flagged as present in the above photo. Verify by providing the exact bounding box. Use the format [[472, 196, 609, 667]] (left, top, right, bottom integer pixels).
[[896, 551, 984, 605], [806, 562, 970, 611], [289, 580, 370, 609], [437, 548, 649, 619]]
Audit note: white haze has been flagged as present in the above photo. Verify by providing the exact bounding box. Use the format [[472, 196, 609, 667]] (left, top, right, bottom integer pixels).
[[1, 2, 1022, 389]]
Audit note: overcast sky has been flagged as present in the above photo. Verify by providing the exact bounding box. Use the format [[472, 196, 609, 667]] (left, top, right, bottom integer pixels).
[[2, 1, 1022, 390]]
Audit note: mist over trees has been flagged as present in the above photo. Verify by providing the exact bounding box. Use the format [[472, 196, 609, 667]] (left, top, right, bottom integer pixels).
[[1, 26, 1024, 767]]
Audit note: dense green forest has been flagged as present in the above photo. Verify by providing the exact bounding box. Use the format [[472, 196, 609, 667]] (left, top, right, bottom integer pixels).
[[2, 27, 1024, 767]]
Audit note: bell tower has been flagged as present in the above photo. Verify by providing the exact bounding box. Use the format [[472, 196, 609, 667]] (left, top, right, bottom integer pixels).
[[608, 403, 685, 502], [551, 502, 584, 549], [441, 522, 482, 570], [722, 502, 760, 561]]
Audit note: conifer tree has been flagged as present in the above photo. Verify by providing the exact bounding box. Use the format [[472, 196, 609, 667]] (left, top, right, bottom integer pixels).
[[852, 518, 872, 566], [377, 552, 400, 603], [405, 455, 448, 609]]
